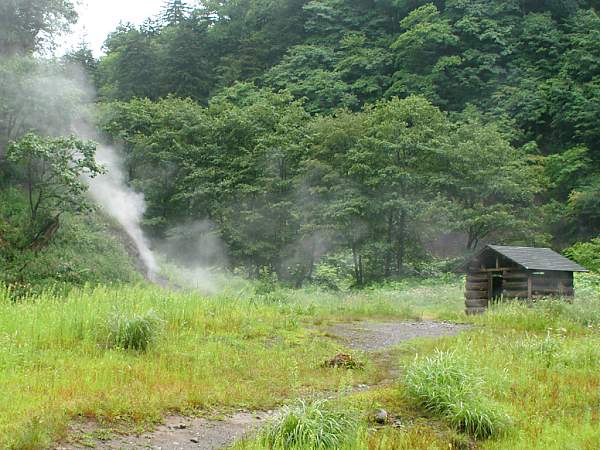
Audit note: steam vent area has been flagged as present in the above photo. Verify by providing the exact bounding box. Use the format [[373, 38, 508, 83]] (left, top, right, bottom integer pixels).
[[463, 245, 588, 315]]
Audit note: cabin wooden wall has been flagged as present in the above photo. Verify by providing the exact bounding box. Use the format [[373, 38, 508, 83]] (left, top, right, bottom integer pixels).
[[465, 271, 488, 315], [531, 271, 574, 297], [465, 268, 575, 315], [502, 269, 529, 299]]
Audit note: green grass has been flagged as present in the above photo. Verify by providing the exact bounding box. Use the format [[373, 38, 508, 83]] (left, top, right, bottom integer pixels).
[[0, 281, 432, 449], [106, 309, 162, 351], [404, 350, 510, 438], [1, 276, 600, 449], [259, 399, 359, 449]]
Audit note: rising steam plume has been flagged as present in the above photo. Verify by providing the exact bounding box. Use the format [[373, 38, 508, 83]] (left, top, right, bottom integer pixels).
[[3, 55, 222, 289], [87, 144, 159, 280]]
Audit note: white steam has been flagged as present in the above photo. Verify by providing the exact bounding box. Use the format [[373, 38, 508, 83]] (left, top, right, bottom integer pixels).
[[2, 55, 225, 290], [87, 144, 159, 280]]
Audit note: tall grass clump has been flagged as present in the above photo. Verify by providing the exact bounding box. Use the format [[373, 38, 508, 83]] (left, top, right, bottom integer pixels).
[[404, 350, 510, 439], [260, 399, 359, 449], [106, 309, 162, 351]]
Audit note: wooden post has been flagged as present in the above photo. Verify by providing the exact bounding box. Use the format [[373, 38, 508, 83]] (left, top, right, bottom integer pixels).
[[527, 273, 532, 299]]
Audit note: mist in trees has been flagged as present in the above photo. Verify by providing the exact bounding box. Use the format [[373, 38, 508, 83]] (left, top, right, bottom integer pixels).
[[1, 0, 599, 288]]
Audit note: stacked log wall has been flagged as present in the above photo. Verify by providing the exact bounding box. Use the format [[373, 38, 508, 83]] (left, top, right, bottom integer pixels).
[[465, 271, 488, 315], [463, 250, 578, 315], [502, 270, 529, 299]]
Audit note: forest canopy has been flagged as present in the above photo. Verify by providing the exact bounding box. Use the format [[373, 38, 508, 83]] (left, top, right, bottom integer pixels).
[[1, 0, 599, 287]]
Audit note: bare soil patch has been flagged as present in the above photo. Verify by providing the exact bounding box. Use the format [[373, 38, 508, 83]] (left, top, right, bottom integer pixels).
[[56, 411, 273, 450]]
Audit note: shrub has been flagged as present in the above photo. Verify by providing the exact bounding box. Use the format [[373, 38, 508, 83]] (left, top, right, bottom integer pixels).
[[564, 238, 600, 272], [404, 350, 510, 439], [107, 310, 162, 351], [261, 399, 359, 449]]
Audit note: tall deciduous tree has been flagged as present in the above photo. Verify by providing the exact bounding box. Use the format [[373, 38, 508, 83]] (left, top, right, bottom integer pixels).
[[0, 0, 77, 55], [7, 134, 103, 247], [1, 133, 102, 286]]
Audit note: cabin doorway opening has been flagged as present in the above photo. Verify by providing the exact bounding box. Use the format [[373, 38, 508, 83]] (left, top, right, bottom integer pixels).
[[491, 274, 503, 300]]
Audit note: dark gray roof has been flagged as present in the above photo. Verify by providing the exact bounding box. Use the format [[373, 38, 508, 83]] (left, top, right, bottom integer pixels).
[[487, 245, 588, 272]]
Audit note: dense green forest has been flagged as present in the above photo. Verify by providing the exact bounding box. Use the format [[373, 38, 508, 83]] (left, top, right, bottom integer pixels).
[[1, 0, 600, 289]]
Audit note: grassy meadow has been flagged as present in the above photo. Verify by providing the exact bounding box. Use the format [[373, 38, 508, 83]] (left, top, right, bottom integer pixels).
[[1, 276, 599, 449]]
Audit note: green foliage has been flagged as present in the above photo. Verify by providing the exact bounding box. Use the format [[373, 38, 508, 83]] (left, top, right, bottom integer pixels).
[[436, 114, 542, 248], [4, 0, 600, 287], [0, 0, 78, 55], [312, 257, 353, 291], [101, 91, 538, 285], [404, 350, 511, 438], [260, 399, 360, 449], [564, 237, 600, 272], [7, 133, 103, 223], [566, 178, 600, 239], [0, 133, 108, 288], [0, 187, 140, 290]]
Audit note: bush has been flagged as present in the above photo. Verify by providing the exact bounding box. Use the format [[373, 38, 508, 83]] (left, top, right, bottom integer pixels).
[[564, 238, 600, 272], [404, 350, 510, 439], [107, 310, 162, 351], [0, 188, 140, 291], [261, 399, 359, 449]]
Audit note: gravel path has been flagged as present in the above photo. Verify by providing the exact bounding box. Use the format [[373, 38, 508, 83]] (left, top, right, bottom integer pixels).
[[56, 320, 468, 449], [327, 320, 469, 351]]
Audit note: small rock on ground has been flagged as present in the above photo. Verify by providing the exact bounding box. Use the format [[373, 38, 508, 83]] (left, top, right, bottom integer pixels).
[[57, 411, 272, 450]]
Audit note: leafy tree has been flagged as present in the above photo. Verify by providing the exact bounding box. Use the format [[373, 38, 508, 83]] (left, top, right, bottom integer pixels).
[[300, 109, 371, 284], [156, 15, 214, 101], [6, 133, 103, 250], [434, 117, 542, 249], [264, 45, 358, 113], [101, 85, 311, 279], [567, 179, 600, 240], [355, 96, 450, 275], [1, 133, 104, 288], [97, 25, 162, 100], [62, 40, 98, 81], [0, 0, 78, 55], [564, 236, 600, 271]]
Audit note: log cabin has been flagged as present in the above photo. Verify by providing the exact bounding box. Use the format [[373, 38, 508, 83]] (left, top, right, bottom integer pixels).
[[464, 245, 588, 315]]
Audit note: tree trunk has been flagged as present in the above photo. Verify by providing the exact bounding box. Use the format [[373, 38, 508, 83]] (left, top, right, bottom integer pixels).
[[384, 212, 393, 277], [352, 243, 363, 286], [358, 254, 364, 286], [467, 228, 479, 250], [396, 209, 406, 274], [28, 215, 60, 252]]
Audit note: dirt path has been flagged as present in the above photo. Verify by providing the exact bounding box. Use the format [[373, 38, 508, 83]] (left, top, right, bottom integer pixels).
[[326, 320, 469, 351], [57, 412, 272, 450], [56, 320, 468, 450]]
